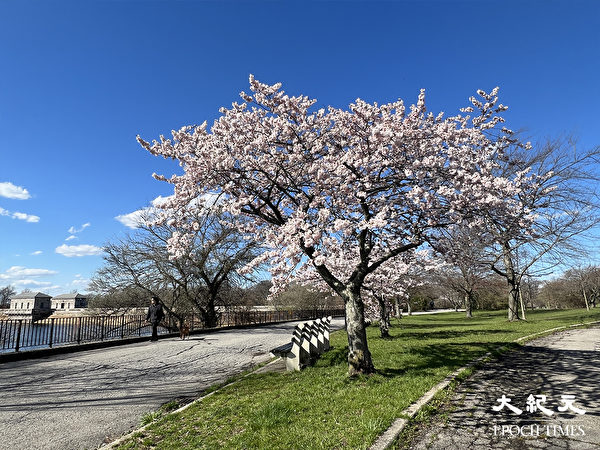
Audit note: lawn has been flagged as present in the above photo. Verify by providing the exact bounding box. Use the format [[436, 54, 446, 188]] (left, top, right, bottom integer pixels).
[[117, 308, 600, 449]]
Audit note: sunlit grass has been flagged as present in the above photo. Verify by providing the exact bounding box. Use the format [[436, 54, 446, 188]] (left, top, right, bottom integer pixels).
[[116, 308, 600, 449]]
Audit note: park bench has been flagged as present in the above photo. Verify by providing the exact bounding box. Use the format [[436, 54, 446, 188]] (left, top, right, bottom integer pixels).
[[270, 316, 332, 371]]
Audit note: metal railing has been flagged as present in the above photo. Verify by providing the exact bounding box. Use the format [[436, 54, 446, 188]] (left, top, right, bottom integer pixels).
[[0, 308, 345, 353]]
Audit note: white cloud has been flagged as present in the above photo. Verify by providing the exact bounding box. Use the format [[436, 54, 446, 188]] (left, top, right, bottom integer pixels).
[[70, 278, 90, 288], [115, 210, 147, 229], [68, 222, 91, 234], [13, 279, 53, 287], [0, 182, 31, 200], [0, 206, 40, 223], [0, 266, 58, 279], [0, 266, 58, 292], [55, 244, 103, 257], [115, 195, 174, 229], [116, 194, 219, 229], [30, 250, 43, 255], [13, 212, 40, 222], [65, 235, 77, 241]]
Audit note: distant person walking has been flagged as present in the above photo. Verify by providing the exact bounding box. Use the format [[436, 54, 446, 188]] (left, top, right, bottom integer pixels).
[[146, 296, 164, 341]]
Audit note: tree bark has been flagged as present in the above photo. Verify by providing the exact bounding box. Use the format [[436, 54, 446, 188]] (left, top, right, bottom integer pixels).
[[518, 287, 527, 320], [393, 298, 401, 318], [465, 293, 473, 318], [344, 289, 375, 376], [378, 296, 390, 338], [507, 285, 520, 321], [582, 288, 590, 311], [205, 308, 218, 328], [200, 293, 219, 328], [502, 243, 520, 321]]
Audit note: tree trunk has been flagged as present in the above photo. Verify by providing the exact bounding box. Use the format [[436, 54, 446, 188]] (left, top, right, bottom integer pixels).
[[508, 285, 520, 321], [393, 298, 401, 318], [582, 288, 590, 311], [407, 302, 412, 316], [503, 243, 520, 321], [344, 289, 375, 376], [589, 291, 597, 308], [201, 294, 219, 328], [518, 286, 527, 320], [465, 293, 473, 318], [378, 296, 390, 338]]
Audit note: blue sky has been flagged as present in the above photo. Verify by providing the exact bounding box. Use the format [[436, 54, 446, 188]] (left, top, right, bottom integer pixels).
[[0, 0, 599, 296]]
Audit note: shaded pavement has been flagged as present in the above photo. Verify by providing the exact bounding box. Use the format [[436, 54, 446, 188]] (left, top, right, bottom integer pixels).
[[406, 326, 600, 449], [0, 318, 345, 450]]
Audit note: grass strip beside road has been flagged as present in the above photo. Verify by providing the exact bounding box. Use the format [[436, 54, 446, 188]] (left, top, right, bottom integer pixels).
[[116, 308, 600, 449]]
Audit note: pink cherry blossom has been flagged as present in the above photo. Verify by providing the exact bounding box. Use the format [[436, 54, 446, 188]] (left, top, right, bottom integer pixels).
[[139, 75, 530, 375]]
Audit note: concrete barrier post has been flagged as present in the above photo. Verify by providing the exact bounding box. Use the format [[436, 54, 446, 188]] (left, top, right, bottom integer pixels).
[[300, 322, 315, 359], [287, 324, 308, 371], [323, 316, 331, 351], [315, 319, 326, 353], [308, 320, 321, 355]]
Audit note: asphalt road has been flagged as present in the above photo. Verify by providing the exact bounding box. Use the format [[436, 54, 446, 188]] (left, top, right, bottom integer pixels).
[[407, 326, 600, 450], [0, 318, 345, 450]]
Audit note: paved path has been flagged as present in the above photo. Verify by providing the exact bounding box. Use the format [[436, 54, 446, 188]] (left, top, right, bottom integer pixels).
[[406, 326, 600, 450], [0, 318, 345, 450]]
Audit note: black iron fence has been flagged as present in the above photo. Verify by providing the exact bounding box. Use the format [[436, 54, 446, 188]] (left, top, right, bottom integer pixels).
[[0, 308, 344, 353]]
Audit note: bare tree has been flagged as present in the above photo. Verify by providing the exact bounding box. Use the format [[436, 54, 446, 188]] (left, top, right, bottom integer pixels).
[[272, 282, 343, 311], [90, 210, 262, 327], [485, 138, 600, 320], [435, 226, 491, 318], [0, 286, 16, 308], [582, 266, 600, 308], [551, 265, 600, 310]]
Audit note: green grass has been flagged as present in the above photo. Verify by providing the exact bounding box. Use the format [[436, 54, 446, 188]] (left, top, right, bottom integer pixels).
[[116, 308, 600, 449]]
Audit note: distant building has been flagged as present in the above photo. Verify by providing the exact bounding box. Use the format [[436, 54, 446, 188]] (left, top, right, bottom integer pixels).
[[52, 293, 88, 310], [4, 292, 89, 321], [7, 292, 53, 320]]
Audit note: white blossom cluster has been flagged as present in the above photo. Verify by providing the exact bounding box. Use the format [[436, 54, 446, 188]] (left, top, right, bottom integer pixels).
[[138, 76, 537, 308]]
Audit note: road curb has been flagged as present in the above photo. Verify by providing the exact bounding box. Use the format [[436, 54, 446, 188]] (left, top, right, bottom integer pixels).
[[369, 319, 600, 450]]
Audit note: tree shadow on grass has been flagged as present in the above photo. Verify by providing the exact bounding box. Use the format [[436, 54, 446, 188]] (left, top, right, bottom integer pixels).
[[384, 329, 509, 341], [375, 341, 512, 379], [391, 320, 502, 330], [313, 338, 515, 375], [316, 346, 348, 367]]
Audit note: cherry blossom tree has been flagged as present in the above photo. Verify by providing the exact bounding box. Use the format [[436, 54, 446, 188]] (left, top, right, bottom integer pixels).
[[139, 76, 527, 375], [362, 267, 406, 338], [307, 249, 418, 338], [435, 225, 490, 318], [361, 250, 436, 337], [362, 261, 412, 338]]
